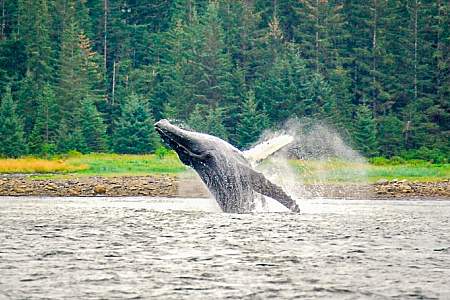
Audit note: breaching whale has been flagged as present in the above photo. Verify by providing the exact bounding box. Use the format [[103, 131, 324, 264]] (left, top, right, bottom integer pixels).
[[155, 119, 300, 213]]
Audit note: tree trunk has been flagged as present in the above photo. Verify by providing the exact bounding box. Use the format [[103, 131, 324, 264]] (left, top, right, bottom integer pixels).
[[0, 0, 5, 40], [112, 61, 116, 105], [372, 0, 378, 113], [103, 0, 108, 73], [413, 0, 418, 101]]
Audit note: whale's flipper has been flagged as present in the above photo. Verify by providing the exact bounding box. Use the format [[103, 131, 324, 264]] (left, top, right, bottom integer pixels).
[[244, 165, 300, 212], [243, 134, 294, 166]]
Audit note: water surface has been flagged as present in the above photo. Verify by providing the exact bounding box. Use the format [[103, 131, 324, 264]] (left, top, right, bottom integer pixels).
[[0, 197, 449, 299]]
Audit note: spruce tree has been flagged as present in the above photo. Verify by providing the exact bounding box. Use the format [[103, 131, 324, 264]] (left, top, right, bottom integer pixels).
[[377, 113, 403, 157], [353, 105, 378, 157], [16, 0, 53, 134], [56, 1, 106, 153], [187, 104, 228, 141], [236, 90, 268, 149], [0, 86, 27, 157], [255, 45, 312, 124], [28, 85, 59, 154], [112, 94, 159, 154], [293, 0, 348, 76], [80, 98, 108, 153]]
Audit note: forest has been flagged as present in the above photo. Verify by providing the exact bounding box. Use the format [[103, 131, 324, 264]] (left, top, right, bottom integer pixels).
[[0, 0, 448, 161]]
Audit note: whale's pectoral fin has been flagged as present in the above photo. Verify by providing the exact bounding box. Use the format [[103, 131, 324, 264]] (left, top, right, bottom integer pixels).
[[245, 166, 300, 213], [243, 134, 294, 166]]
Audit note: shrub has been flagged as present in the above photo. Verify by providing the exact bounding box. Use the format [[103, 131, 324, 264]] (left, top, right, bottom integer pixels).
[[401, 147, 448, 164], [155, 146, 170, 159], [389, 156, 405, 165], [66, 150, 83, 158], [369, 157, 389, 166]]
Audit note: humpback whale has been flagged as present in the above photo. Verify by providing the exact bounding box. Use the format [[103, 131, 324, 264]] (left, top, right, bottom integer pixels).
[[155, 119, 300, 213]]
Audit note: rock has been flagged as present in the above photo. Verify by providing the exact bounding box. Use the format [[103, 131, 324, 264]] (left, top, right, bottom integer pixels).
[[94, 185, 107, 194], [67, 189, 81, 196], [14, 188, 26, 194], [376, 179, 389, 185], [0, 175, 444, 199], [46, 183, 57, 190]]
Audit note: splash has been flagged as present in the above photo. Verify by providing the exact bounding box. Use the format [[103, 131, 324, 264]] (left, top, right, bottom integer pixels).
[[166, 117, 369, 213], [253, 118, 370, 201]]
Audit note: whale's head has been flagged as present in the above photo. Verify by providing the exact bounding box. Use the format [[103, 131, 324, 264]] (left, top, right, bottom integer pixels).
[[154, 119, 214, 166]]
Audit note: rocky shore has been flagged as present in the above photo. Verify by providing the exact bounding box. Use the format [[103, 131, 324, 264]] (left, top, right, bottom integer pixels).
[[0, 175, 178, 197], [0, 175, 448, 199], [304, 179, 449, 199]]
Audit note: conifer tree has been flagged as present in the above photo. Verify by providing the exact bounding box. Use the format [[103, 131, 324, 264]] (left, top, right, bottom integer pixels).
[[16, 0, 52, 134], [255, 45, 311, 124], [28, 85, 59, 154], [377, 113, 403, 157], [191, 2, 236, 109], [80, 98, 108, 153], [217, 1, 265, 84], [353, 105, 378, 157], [236, 90, 268, 149], [112, 93, 159, 154], [56, 1, 106, 153], [293, 0, 348, 76], [0, 86, 27, 157], [187, 104, 228, 141]]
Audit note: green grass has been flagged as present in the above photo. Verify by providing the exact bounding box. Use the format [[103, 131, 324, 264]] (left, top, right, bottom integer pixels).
[[64, 153, 187, 176], [367, 164, 449, 182], [288, 159, 449, 183], [0, 153, 186, 179], [1, 153, 448, 183]]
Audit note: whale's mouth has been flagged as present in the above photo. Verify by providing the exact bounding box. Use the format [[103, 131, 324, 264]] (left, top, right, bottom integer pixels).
[[155, 122, 208, 160], [155, 126, 187, 153]]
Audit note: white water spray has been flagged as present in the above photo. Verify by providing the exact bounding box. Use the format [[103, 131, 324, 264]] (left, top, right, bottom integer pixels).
[[252, 118, 370, 202]]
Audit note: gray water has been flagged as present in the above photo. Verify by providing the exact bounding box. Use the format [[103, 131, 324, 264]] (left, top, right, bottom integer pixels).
[[0, 197, 449, 299]]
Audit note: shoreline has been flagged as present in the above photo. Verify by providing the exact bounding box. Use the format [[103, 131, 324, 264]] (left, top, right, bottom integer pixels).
[[0, 175, 448, 199]]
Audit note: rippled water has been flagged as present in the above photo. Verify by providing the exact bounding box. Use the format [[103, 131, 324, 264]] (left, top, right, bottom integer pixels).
[[0, 197, 449, 299]]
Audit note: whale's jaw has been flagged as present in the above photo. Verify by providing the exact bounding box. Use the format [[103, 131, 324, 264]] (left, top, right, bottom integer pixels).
[[154, 119, 209, 164]]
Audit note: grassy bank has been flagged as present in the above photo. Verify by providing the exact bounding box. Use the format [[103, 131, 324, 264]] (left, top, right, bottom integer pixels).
[[0, 153, 448, 183], [0, 157, 89, 173], [0, 153, 186, 177], [289, 160, 449, 183]]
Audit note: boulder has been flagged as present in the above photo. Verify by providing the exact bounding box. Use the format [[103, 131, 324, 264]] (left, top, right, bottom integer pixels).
[[376, 179, 389, 185], [94, 185, 107, 194]]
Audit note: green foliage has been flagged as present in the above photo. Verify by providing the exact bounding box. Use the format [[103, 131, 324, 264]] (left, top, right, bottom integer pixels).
[[353, 105, 379, 157], [187, 104, 229, 141], [112, 94, 159, 154], [0, 0, 448, 159], [402, 147, 449, 164], [40, 143, 57, 158], [28, 85, 59, 154], [236, 90, 268, 149], [155, 146, 170, 159], [369, 156, 406, 166], [80, 99, 108, 153], [255, 47, 311, 123], [0, 86, 27, 157], [377, 114, 403, 157]]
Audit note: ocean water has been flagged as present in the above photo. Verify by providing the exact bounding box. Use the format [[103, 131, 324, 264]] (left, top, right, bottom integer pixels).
[[0, 197, 449, 299]]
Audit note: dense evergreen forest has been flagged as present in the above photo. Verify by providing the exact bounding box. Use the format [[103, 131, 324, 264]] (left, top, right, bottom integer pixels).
[[0, 0, 448, 161]]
